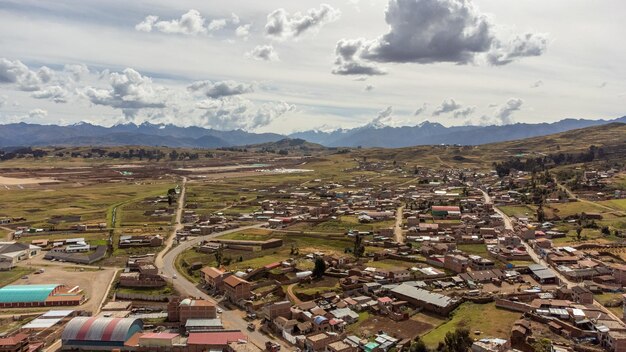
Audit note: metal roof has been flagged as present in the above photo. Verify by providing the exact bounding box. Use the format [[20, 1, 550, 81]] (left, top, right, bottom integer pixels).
[[0, 284, 61, 303], [391, 284, 458, 308], [23, 318, 62, 329], [62, 317, 143, 342]]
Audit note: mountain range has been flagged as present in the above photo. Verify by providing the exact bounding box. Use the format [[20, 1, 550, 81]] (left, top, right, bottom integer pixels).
[[0, 116, 624, 149]]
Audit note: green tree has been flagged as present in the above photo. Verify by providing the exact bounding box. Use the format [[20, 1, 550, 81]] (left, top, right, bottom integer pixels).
[[214, 244, 224, 266], [313, 258, 326, 279], [575, 227, 583, 241], [353, 233, 365, 258], [531, 338, 552, 352], [442, 328, 472, 352], [409, 337, 428, 352]]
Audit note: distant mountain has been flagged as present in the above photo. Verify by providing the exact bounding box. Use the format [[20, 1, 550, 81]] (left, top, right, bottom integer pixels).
[[0, 122, 283, 148], [0, 116, 624, 149], [289, 116, 626, 148]]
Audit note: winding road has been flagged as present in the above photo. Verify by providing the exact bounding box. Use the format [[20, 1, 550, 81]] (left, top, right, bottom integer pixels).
[[480, 188, 626, 325]]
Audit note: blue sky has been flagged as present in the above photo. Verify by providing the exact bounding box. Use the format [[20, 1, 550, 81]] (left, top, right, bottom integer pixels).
[[0, 0, 624, 133]]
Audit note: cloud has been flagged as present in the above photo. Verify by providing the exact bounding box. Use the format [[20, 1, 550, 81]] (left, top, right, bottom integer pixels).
[[332, 39, 386, 75], [236, 24, 251, 39], [433, 98, 462, 116], [246, 45, 280, 62], [453, 106, 475, 118], [333, 0, 548, 74], [531, 80, 543, 88], [265, 4, 341, 40], [188, 80, 255, 98], [84, 68, 168, 117], [367, 106, 393, 128], [414, 103, 427, 116], [136, 10, 241, 35], [0, 58, 46, 91], [31, 85, 70, 103], [0, 95, 7, 108], [480, 98, 523, 125], [208, 18, 227, 32], [487, 32, 548, 65], [196, 97, 294, 130], [64, 64, 89, 81], [598, 81, 607, 88], [28, 108, 48, 120], [364, 84, 374, 91]]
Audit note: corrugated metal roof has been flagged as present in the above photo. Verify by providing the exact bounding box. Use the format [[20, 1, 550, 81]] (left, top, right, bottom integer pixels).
[[0, 284, 61, 303], [62, 317, 143, 342], [391, 284, 458, 308]]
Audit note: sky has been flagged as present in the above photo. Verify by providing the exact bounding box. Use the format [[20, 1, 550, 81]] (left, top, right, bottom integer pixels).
[[0, 0, 624, 134]]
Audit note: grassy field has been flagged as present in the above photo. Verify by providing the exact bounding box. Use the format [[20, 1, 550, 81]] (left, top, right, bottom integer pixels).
[[598, 199, 626, 212], [421, 302, 521, 348], [0, 181, 173, 228], [498, 205, 535, 218], [457, 244, 490, 258], [0, 267, 35, 287], [594, 293, 624, 318], [288, 216, 396, 234]]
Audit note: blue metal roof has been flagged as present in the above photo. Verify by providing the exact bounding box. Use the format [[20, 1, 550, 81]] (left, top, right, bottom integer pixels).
[[0, 284, 60, 303]]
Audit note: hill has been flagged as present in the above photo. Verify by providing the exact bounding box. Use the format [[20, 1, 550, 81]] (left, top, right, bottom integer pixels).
[[352, 123, 626, 169]]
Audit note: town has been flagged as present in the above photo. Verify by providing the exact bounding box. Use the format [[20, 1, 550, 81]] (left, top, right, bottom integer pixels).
[[1, 130, 626, 352]]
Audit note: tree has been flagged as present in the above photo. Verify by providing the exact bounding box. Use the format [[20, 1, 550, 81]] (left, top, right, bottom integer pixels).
[[353, 233, 365, 258], [409, 337, 428, 352], [215, 244, 224, 266], [442, 328, 472, 352], [601, 226, 611, 236], [531, 338, 552, 352], [536, 205, 545, 223], [576, 227, 583, 241], [313, 258, 326, 279]]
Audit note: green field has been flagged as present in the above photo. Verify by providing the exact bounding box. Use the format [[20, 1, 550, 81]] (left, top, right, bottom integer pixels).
[[421, 302, 521, 348], [457, 244, 490, 258]]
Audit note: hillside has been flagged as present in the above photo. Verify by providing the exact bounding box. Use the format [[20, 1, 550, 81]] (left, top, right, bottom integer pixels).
[[352, 123, 626, 169]]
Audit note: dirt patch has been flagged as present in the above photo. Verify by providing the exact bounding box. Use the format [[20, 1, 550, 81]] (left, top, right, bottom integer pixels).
[[5, 258, 117, 315], [359, 316, 434, 339], [0, 176, 60, 185]]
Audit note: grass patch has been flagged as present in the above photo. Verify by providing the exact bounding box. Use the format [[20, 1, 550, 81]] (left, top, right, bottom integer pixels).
[[421, 302, 521, 348]]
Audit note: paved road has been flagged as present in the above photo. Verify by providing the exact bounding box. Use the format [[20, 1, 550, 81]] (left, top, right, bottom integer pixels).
[[159, 223, 287, 351]]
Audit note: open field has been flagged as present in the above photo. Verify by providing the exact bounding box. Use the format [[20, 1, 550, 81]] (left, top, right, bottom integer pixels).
[[0, 267, 35, 287], [0, 180, 175, 228], [421, 302, 522, 348]]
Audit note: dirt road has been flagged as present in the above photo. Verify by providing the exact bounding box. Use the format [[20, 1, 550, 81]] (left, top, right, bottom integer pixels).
[[155, 176, 187, 269], [394, 206, 404, 243]]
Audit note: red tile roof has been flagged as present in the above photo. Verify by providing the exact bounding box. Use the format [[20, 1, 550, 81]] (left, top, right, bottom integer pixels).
[[0, 333, 28, 346]]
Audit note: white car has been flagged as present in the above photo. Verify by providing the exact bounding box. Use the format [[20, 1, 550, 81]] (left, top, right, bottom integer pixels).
[[172, 274, 177, 279]]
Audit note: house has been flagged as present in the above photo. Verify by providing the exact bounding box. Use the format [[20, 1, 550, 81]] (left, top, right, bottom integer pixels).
[[223, 275, 252, 303], [262, 301, 292, 321], [200, 267, 229, 292], [329, 308, 359, 324], [305, 332, 339, 352], [0, 242, 41, 270], [571, 285, 593, 304], [167, 297, 217, 325], [444, 254, 469, 273]]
